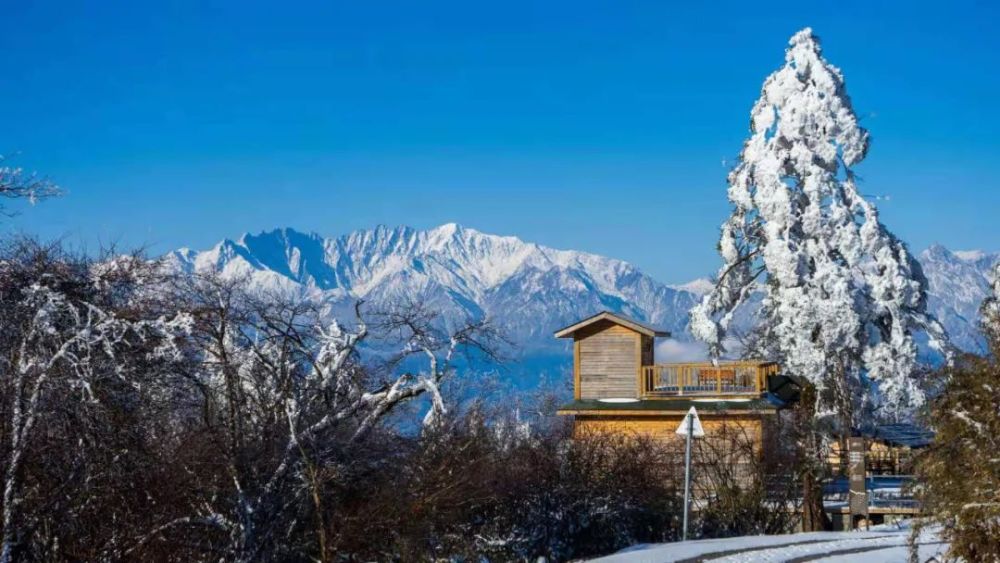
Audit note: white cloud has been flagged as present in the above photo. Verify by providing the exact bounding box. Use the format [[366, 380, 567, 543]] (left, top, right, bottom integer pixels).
[[655, 337, 746, 363], [655, 339, 709, 363]]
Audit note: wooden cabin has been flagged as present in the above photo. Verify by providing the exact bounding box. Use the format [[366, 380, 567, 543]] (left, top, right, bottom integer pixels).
[[555, 311, 795, 454]]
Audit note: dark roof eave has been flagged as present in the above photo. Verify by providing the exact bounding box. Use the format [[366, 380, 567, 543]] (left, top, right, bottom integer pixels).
[[553, 310, 671, 339], [557, 398, 778, 414]]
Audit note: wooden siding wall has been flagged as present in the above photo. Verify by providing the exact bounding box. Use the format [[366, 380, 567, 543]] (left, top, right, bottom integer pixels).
[[573, 415, 765, 449], [576, 321, 640, 399], [573, 414, 768, 491]]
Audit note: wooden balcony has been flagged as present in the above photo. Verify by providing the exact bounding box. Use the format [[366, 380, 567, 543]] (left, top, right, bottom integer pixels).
[[640, 361, 778, 398]]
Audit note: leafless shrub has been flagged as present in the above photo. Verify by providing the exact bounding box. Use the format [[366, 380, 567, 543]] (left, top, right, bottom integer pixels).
[[694, 420, 799, 537]]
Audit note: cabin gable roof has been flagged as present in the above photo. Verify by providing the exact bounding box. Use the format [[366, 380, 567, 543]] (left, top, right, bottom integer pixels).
[[553, 311, 670, 339]]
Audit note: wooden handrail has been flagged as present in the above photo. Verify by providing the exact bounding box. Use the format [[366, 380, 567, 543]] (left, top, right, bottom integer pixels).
[[640, 361, 777, 398]]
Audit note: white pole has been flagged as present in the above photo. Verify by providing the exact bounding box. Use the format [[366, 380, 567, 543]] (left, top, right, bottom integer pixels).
[[682, 411, 693, 541]]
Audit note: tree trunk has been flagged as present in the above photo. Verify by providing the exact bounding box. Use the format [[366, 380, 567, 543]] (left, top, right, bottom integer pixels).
[[303, 453, 330, 563], [832, 358, 854, 478], [1, 367, 35, 563], [796, 384, 832, 532], [800, 465, 830, 532]]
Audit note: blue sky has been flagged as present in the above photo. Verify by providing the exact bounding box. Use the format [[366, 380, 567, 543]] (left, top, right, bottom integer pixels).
[[2, 0, 997, 283]]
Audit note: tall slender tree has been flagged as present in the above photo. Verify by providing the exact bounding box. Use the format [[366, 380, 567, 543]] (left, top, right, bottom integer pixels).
[[690, 28, 948, 421]]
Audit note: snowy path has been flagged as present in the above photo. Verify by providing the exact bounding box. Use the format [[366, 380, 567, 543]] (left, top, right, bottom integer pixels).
[[591, 524, 946, 563]]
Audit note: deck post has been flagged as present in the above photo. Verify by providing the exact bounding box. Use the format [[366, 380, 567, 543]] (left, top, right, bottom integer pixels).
[[682, 412, 693, 541]]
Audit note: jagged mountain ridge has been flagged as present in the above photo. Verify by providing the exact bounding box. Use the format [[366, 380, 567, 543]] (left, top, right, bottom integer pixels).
[[919, 244, 999, 354], [167, 224, 997, 362]]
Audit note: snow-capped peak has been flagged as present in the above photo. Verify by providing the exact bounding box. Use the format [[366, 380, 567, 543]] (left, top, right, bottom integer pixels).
[[670, 278, 715, 297], [954, 249, 987, 262], [168, 223, 656, 304]]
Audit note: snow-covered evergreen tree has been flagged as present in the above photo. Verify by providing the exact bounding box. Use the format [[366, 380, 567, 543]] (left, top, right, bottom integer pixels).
[[916, 298, 1000, 561], [689, 28, 948, 421]]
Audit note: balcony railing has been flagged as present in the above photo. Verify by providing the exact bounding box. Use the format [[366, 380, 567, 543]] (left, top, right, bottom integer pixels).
[[640, 361, 778, 398]]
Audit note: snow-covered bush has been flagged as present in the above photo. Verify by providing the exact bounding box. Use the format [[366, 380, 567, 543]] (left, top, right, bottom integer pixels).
[[0, 239, 190, 563]]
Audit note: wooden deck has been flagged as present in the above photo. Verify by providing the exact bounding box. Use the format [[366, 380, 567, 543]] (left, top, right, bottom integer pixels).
[[640, 361, 778, 398]]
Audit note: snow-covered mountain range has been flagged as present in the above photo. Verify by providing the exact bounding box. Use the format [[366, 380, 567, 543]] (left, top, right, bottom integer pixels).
[[166, 224, 998, 380], [918, 244, 999, 354]]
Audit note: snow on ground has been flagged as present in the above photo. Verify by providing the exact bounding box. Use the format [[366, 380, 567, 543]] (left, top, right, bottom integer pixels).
[[592, 522, 946, 563]]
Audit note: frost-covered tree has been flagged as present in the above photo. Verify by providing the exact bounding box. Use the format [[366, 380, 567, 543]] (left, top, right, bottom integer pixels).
[[0, 243, 190, 563], [690, 28, 948, 421], [127, 277, 501, 562]]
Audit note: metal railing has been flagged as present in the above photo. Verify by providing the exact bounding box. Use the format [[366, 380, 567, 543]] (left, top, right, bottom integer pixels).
[[640, 361, 778, 398], [824, 475, 920, 511]]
